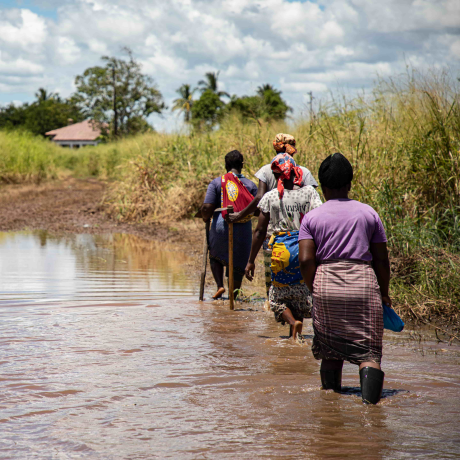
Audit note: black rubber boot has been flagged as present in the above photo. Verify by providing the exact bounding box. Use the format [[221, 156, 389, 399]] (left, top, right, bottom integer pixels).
[[320, 370, 342, 393], [360, 367, 384, 404]]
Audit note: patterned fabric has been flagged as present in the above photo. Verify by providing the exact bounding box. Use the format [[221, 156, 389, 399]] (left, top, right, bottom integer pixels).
[[258, 186, 322, 235], [269, 284, 312, 324], [255, 164, 318, 192], [273, 133, 297, 155], [221, 172, 255, 223], [311, 259, 384, 365], [263, 238, 272, 297], [269, 230, 303, 287], [204, 174, 257, 273], [270, 153, 303, 199]]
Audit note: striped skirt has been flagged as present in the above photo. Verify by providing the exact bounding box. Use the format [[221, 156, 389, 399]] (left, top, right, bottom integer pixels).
[[312, 260, 383, 365]]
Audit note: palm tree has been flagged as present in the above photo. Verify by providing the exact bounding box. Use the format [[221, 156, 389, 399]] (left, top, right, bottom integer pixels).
[[35, 88, 58, 103], [172, 84, 196, 123], [198, 71, 230, 98], [256, 84, 281, 97]]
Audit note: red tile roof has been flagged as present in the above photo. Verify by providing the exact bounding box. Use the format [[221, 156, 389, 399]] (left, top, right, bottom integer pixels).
[[46, 120, 103, 141]]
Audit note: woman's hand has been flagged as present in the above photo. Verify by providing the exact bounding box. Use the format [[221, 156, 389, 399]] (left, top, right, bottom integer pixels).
[[382, 295, 392, 308], [225, 212, 241, 223], [245, 262, 255, 281]]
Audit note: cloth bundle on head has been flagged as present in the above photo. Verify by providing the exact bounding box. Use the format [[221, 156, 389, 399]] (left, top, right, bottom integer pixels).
[[318, 152, 353, 189], [271, 153, 303, 199], [273, 133, 297, 155]]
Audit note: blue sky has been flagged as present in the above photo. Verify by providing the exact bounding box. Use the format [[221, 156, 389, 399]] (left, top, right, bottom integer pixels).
[[1, 0, 57, 19], [0, 0, 459, 131]]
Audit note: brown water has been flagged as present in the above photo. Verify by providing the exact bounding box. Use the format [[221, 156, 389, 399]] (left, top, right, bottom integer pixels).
[[0, 231, 459, 459]]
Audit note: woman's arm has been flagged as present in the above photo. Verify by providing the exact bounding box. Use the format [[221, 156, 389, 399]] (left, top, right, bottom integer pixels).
[[299, 239, 317, 292], [201, 203, 216, 222], [226, 180, 267, 223], [245, 210, 270, 281], [370, 242, 391, 307]]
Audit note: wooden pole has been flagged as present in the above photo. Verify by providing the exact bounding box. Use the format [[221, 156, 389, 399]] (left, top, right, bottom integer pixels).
[[228, 205, 234, 310], [199, 220, 210, 301]]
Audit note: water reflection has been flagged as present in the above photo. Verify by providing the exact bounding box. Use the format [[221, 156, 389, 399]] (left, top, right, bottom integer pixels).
[[0, 231, 193, 306]]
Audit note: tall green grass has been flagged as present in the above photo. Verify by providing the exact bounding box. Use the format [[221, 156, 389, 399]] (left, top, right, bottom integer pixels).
[[0, 130, 61, 183], [1, 68, 459, 323]]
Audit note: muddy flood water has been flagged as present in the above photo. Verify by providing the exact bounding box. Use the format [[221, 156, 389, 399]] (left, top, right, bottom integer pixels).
[[0, 231, 459, 459]]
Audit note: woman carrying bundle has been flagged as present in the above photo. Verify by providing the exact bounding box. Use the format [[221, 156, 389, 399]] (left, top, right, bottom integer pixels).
[[227, 134, 318, 298], [299, 153, 391, 404], [245, 153, 322, 339], [201, 150, 257, 299]]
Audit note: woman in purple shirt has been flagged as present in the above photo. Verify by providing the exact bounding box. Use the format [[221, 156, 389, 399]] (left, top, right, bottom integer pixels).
[[299, 153, 391, 405]]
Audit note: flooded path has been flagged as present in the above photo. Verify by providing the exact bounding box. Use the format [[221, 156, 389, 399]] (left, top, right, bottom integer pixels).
[[0, 232, 459, 459]]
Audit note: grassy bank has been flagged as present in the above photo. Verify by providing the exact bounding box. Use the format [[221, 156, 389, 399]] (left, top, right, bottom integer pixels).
[[0, 69, 459, 326], [0, 130, 62, 183]]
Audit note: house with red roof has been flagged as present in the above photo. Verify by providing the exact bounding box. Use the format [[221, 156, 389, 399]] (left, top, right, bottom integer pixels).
[[46, 119, 103, 148]]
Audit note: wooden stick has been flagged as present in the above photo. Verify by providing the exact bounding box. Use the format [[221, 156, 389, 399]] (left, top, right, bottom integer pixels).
[[228, 205, 234, 310], [199, 220, 210, 301]]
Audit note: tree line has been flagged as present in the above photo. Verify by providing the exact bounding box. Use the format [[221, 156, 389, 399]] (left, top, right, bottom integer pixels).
[[0, 49, 291, 139]]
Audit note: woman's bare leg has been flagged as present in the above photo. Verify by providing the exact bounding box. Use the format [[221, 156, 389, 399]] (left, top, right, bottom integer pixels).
[[210, 259, 225, 299], [359, 361, 381, 371], [280, 308, 303, 341]]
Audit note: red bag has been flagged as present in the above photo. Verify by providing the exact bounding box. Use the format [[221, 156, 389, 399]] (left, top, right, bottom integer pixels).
[[220, 173, 254, 219]]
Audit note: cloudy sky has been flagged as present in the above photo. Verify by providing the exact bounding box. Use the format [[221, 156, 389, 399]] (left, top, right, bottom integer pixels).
[[1, 0, 459, 131]]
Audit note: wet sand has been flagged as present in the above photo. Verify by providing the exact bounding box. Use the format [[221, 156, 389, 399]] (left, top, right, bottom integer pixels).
[[0, 232, 459, 459]]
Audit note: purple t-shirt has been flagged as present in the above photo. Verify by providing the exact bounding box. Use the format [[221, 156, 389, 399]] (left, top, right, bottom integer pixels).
[[298, 199, 387, 262], [204, 174, 257, 209]]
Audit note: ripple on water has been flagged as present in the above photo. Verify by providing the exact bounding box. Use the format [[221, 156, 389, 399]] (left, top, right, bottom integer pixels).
[[0, 231, 459, 459]]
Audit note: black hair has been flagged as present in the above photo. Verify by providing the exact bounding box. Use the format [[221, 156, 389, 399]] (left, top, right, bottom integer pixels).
[[318, 152, 353, 189], [225, 150, 244, 172]]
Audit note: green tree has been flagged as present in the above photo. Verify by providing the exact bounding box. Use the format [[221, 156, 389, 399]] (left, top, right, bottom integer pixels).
[[257, 85, 291, 120], [256, 84, 280, 97], [198, 71, 230, 98], [191, 89, 225, 129], [0, 103, 28, 130], [72, 48, 165, 137], [172, 84, 196, 123], [226, 84, 291, 122], [35, 88, 57, 103], [0, 88, 83, 137]]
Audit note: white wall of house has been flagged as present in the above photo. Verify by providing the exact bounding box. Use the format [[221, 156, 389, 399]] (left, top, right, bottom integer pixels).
[[53, 140, 100, 148]]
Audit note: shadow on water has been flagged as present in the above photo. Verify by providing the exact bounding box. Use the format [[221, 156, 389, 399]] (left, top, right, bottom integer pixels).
[[339, 387, 409, 398]]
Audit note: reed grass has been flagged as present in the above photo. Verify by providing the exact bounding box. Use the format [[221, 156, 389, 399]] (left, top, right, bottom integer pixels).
[[0, 130, 61, 183]]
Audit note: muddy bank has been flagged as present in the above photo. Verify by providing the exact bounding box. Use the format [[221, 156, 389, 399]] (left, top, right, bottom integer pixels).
[[0, 178, 200, 244]]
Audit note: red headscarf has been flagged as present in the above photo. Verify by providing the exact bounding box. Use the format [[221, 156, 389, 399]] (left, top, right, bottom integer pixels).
[[272, 133, 297, 155], [271, 153, 303, 199]]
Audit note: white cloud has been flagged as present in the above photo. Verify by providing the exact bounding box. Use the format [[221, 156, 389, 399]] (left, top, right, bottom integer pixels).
[[0, 52, 44, 76], [0, 0, 458, 131], [0, 9, 47, 50]]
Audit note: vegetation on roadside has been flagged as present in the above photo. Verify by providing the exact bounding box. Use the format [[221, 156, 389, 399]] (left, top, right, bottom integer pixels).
[[0, 130, 62, 183], [0, 68, 459, 325]]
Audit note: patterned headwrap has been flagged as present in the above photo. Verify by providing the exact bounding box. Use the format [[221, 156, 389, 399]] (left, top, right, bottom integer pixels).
[[273, 133, 297, 155], [271, 153, 303, 199]]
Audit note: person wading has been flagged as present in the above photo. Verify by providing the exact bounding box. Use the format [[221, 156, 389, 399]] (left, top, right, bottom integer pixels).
[[201, 150, 257, 299], [227, 133, 318, 298], [298, 153, 390, 404], [245, 153, 322, 340]]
